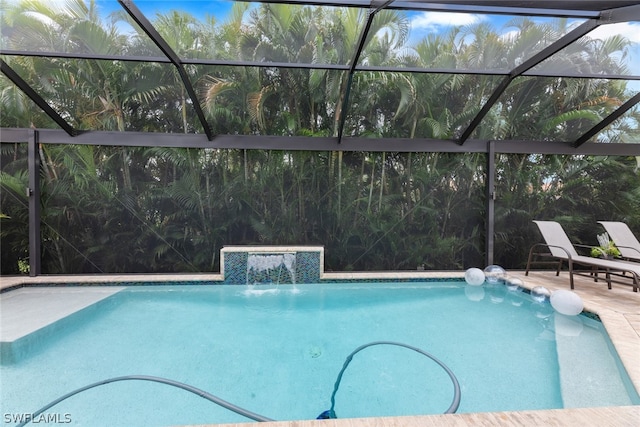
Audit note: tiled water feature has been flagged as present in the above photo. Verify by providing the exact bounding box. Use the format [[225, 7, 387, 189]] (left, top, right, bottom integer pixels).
[[220, 246, 324, 284]]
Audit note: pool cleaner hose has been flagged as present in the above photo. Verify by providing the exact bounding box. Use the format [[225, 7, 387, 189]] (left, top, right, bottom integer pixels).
[[16, 341, 460, 426], [317, 340, 461, 419]]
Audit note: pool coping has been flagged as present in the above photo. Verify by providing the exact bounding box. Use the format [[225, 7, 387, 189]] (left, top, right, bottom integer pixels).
[[0, 270, 638, 426]]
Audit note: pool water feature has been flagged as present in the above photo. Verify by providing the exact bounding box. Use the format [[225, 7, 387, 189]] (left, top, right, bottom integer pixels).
[[1, 281, 638, 426], [246, 252, 297, 285]]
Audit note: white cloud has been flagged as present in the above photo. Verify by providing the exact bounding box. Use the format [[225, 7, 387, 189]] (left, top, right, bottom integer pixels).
[[588, 22, 640, 44], [499, 29, 520, 42], [588, 22, 640, 76], [410, 12, 483, 31]]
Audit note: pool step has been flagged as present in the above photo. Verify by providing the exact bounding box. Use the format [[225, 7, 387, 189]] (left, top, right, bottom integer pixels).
[[0, 287, 124, 364], [554, 313, 634, 407]]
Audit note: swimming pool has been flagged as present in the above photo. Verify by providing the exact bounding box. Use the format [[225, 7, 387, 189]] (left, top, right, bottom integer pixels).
[[1, 281, 638, 426]]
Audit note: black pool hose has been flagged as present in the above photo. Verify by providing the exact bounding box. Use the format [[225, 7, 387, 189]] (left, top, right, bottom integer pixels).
[[16, 341, 460, 426], [319, 340, 461, 419]]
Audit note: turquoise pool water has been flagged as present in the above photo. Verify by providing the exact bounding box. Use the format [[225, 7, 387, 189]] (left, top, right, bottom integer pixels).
[[1, 281, 637, 426]]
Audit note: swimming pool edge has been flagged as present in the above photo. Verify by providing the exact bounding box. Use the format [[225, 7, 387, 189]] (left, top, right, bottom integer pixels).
[[190, 406, 640, 427], [1, 271, 638, 427]]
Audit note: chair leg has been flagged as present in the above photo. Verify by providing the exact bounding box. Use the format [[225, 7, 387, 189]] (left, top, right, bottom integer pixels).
[[569, 271, 575, 289], [525, 248, 535, 276], [568, 261, 574, 289]]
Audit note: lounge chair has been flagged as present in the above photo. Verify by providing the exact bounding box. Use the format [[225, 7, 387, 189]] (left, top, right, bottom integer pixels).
[[597, 221, 640, 262], [525, 220, 639, 292]]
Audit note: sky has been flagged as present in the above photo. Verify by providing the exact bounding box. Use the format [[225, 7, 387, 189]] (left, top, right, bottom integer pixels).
[[94, 1, 640, 43], [408, 10, 640, 45], [95, 0, 233, 20], [407, 10, 640, 82]]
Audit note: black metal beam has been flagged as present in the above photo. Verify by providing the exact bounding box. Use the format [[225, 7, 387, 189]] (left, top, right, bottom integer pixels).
[[492, 140, 640, 156], [117, 0, 214, 141], [486, 140, 495, 266], [602, 3, 640, 22], [0, 128, 29, 141], [5, 49, 640, 84], [244, 0, 604, 18], [0, 48, 349, 71], [392, 1, 603, 17], [523, 70, 640, 81], [457, 18, 600, 144], [27, 130, 41, 276], [457, 75, 511, 143], [0, 50, 172, 64], [5, 48, 640, 81], [3, 127, 640, 156], [0, 59, 78, 137], [573, 92, 640, 147], [337, 0, 396, 143]]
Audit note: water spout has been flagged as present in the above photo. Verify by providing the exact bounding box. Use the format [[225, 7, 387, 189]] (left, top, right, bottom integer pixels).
[[246, 253, 296, 286]]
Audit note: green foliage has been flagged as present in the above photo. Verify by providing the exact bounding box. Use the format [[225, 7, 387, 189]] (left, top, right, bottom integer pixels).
[[2, 1, 638, 140], [1, 1, 639, 273], [493, 154, 640, 268], [590, 232, 622, 258], [1, 144, 491, 273], [2, 146, 640, 274], [590, 243, 621, 258], [17, 258, 29, 274]]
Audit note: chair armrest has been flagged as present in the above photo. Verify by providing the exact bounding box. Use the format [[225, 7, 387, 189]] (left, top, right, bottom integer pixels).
[[615, 245, 640, 257], [528, 242, 573, 260], [574, 243, 597, 256]]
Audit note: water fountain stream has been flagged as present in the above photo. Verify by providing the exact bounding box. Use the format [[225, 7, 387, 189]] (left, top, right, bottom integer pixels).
[[246, 252, 296, 286]]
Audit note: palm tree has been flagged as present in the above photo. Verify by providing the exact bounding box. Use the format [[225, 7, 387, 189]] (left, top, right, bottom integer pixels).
[[2, 1, 639, 274]]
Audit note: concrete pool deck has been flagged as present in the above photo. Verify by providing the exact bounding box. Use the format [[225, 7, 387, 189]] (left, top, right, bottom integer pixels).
[[0, 270, 638, 426]]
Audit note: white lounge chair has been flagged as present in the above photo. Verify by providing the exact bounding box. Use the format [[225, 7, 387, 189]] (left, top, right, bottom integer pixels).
[[597, 221, 640, 262], [525, 220, 639, 292]]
